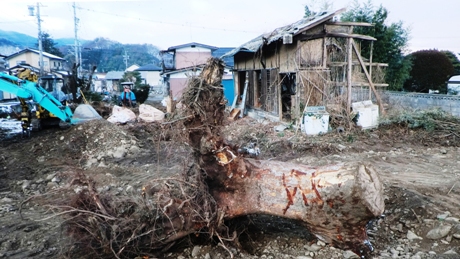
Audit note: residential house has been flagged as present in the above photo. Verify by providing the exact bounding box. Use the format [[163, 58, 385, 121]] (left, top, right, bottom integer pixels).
[[5, 48, 66, 73], [224, 9, 387, 122], [105, 71, 124, 92], [126, 64, 140, 72], [160, 42, 218, 99], [0, 54, 6, 72], [0, 54, 7, 100], [104, 65, 147, 94], [91, 72, 107, 93], [160, 42, 235, 100], [135, 64, 162, 86]]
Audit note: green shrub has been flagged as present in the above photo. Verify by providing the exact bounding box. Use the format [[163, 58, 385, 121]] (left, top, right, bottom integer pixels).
[[380, 108, 459, 132], [132, 84, 150, 104], [82, 91, 102, 102]]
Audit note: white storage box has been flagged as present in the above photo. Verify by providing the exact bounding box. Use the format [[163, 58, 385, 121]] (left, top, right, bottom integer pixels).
[[352, 100, 379, 129], [302, 106, 329, 135]]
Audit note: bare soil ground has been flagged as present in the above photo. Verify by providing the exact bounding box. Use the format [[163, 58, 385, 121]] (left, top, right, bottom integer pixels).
[[1, 106, 460, 259]]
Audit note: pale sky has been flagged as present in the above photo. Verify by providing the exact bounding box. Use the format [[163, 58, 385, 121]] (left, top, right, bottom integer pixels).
[[0, 0, 459, 56]]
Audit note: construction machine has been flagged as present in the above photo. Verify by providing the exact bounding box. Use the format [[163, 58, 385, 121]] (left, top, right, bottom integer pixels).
[[0, 72, 101, 137]]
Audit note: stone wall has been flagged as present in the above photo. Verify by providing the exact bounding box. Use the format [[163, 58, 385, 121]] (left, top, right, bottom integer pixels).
[[382, 91, 460, 117]]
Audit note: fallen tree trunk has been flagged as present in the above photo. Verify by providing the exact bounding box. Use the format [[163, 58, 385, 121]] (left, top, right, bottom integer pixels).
[[208, 157, 383, 255], [181, 57, 385, 257]]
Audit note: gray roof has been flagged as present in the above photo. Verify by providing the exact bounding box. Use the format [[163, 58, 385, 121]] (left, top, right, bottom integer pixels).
[[223, 8, 345, 57], [135, 64, 162, 71], [164, 42, 218, 52], [6, 48, 65, 60], [105, 71, 124, 80]]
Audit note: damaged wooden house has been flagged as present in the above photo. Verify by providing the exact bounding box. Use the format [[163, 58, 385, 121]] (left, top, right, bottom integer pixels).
[[223, 8, 387, 124]]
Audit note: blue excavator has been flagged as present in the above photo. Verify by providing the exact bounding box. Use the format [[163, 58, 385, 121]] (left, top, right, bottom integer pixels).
[[0, 71, 101, 137]]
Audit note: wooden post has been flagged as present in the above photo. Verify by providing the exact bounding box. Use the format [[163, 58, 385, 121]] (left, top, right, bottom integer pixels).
[[351, 40, 385, 115], [346, 38, 353, 114], [322, 36, 328, 69], [239, 73, 249, 118], [369, 41, 374, 100]]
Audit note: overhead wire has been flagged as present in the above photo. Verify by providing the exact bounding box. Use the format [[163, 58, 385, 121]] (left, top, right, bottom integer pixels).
[[75, 6, 259, 34], [0, 20, 33, 24]]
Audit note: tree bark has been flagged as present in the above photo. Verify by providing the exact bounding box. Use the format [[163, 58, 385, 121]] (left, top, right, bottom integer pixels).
[[207, 155, 384, 255]]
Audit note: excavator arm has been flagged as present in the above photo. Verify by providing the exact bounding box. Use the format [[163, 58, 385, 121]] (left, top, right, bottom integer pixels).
[[0, 72, 73, 123]]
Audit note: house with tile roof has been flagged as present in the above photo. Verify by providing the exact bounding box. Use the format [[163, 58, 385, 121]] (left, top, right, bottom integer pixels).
[[135, 64, 162, 86], [105, 71, 124, 92], [4, 48, 65, 73], [160, 42, 235, 100]]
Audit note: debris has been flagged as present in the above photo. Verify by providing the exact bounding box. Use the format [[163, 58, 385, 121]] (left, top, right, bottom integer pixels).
[[137, 104, 165, 122], [426, 225, 452, 240], [72, 104, 103, 123], [407, 230, 423, 241], [107, 105, 136, 124], [228, 108, 240, 121], [237, 142, 260, 156], [274, 124, 288, 132]]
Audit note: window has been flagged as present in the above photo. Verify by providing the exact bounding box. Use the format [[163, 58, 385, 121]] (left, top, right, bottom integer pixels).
[[38, 61, 49, 68]]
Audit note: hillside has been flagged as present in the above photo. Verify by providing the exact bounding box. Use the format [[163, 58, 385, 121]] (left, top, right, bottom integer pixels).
[[0, 29, 36, 49], [0, 30, 161, 73]]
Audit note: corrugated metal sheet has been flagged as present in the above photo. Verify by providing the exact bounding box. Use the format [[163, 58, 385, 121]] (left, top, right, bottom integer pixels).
[[223, 9, 345, 58], [105, 71, 124, 80]]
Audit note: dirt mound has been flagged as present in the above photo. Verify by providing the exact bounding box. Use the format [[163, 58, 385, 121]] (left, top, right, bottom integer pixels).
[[1, 107, 460, 258]]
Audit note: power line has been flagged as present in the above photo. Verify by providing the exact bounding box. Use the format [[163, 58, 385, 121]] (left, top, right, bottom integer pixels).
[[75, 6, 259, 34], [0, 20, 33, 24]]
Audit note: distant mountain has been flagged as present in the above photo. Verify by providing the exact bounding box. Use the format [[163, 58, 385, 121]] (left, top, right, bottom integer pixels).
[[0, 30, 36, 49], [55, 38, 90, 47], [78, 37, 161, 72], [0, 30, 90, 49], [0, 30, 162, 74]]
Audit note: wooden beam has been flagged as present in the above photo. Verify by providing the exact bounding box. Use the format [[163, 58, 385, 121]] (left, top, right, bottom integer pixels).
[[328, 62, 388, 67], [298, 32, 377, 42], [326, 21, 374, 27], [351, 40, 386, 115], [332, 82, 389, 87]]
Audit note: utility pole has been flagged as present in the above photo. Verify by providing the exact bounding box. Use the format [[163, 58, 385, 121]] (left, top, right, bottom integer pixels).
[[36, 3, 44, 76], [123, 50, 129, 71], [73, 2, 80, 77], [29, 3, 44, 76]]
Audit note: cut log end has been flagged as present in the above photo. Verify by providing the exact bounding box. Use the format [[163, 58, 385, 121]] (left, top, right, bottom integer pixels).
[[208, 158, 384, 257]]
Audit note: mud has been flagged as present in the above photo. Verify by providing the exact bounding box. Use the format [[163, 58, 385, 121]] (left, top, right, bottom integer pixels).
[[1, 112, 460, 258]]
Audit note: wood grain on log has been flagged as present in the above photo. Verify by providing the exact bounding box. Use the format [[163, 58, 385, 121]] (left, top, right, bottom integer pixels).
[[207, 155, 384, 256]]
